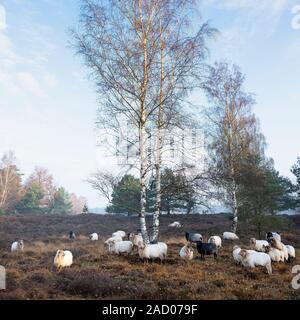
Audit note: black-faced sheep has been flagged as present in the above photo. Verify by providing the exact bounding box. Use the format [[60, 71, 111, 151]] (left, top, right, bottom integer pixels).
[[185, 232, 202, 243]]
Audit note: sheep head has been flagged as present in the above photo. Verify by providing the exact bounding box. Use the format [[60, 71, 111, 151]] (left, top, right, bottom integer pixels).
[[128, 233, 135, 241], [270, 238, 281, 250], [239, 249, 248, 259], [249, 238, 256, 245], [56, 250, 65, 257]]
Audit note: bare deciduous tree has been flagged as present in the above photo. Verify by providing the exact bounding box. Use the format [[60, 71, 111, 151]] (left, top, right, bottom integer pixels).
[[202, 62, 264, 233], [70, 193, 88, 215], [72, 0, 215, 243], [0, 151, 22, 213], [25, 167, 57, 207], [86, 170, 119, 205]]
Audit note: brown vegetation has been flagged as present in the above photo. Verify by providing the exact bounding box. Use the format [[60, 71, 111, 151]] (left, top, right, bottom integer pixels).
[[0, 213, 300, 300]]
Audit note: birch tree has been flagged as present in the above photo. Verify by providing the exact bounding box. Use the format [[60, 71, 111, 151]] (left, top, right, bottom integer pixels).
[[25, 167, 57, 207], [73, 0, 214, 243], [202, 62, 263, 233], [0, 151, 22, 213]]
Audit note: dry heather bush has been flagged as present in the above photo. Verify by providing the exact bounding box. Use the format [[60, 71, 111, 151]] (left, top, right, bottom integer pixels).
[[0, 214, 300, 300]]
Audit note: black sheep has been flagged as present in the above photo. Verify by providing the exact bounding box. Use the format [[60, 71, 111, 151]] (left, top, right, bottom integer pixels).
[[185, 232, 203, 243], [196, 241, 218, 259], [69, 231, 76, 240]]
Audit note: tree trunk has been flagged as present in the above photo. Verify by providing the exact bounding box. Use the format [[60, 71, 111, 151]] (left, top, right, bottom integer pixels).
[[151, 20, 164, 244], [139, 5, 150, 245], [231, 179, 238, 234], [187, 203, 192, 215], [151, 160, 161, 243], [139, 121, 150, 244]]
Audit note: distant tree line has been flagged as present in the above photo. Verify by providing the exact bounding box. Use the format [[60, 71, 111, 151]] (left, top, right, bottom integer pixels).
[[0, 151, 89, 215], [104, 168, 198, 215], [89, 158, 300, 219]]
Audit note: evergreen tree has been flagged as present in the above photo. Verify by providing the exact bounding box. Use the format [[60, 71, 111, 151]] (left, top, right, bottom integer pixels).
[[239, 158, 287, 237], [16, 184, 44, 214], [106, 175, 140, 215], [291, 157, 300, 208], [50, 187, 72, 215], [160, 168, 185, 215], [82, 203, 89, 214], [148, 168, 197, 214], [277, 176, 297, 211]]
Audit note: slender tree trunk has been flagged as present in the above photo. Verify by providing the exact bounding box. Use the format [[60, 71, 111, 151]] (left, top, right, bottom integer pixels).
[[167, 205, 171, 215], [231, 177, 238, 233], [187, 203, 192, 214], [138, 2, 150, 244], [151, 156, 161, 243], [151, 19, 164, 244], [139, 120, 149, 244]]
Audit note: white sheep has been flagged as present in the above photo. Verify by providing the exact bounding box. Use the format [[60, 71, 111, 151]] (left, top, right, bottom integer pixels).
[[208, 236, 222, 248], [109, 240, 133, 255], [138, 241, 168, 263], [269, 238, 289, 261], [179, 244, 193, 261], [112, 230, 126, 238], [263, 245, 285, 262], [168, 221, 182, 228], [232, 246, 256, 264], [105, 234, 123, 245], [89, 233, 99, 241], [239, 249, 272, 274], [232, 246, 242, 264], [54, 250, 73, 270], [223, 232, 239, 240], [249, 238, 269, 252], [286, 245, 296, 261], [129, 233, 143, 248], [11, 240, 24, 252]]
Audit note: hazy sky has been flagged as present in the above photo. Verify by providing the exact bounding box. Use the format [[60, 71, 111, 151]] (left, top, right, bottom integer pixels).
[[0, 0, 299, 208]]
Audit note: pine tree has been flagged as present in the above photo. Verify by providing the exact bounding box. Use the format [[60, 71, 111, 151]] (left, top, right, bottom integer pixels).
[[50, 187, 72, 215], [291, 157, 300, 208], [16, 184, 44, 214], [82, 203, 89, 214], [106, 175, 140, 215]]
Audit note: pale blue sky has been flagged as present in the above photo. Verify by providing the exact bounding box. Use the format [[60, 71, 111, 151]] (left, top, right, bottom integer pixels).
[[0, 0, 299, 207]]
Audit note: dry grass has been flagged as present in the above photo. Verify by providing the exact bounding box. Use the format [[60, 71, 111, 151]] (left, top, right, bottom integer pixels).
[[0, 213, 300, 300]]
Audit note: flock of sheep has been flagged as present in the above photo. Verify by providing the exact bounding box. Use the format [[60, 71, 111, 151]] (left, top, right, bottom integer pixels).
[[9, 226, 296, 275]]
